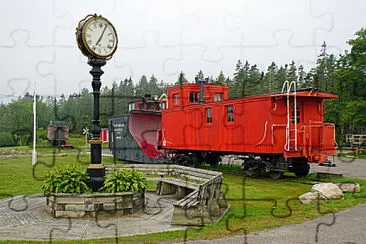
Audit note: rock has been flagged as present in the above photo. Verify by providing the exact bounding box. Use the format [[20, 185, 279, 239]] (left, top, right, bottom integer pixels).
[[299, 192, 328, 204], [10, 150, 17, 154], [312, 183, 344, 200], [335, 183, 361, 193], [7, 155, 17, 159]]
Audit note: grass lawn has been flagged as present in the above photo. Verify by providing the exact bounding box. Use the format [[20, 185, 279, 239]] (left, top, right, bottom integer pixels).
[[0, 156, 366, 243], [0, 136, 110, 156]]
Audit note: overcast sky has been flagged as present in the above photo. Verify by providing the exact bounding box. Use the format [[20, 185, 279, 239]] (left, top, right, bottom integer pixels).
[[0, 0, 365, 101]]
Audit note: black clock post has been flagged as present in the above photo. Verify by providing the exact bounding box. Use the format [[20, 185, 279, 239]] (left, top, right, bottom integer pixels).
[[87, 58, 106, 191], [76, 14, 118, 191]]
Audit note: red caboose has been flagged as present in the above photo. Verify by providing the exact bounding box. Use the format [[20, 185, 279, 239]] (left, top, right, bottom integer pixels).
[[158, 81, 337, 178]]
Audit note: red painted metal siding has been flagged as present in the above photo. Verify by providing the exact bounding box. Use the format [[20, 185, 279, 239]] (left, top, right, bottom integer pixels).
[[161, 89, 337, 163], [162, 96, 283, 154], [168, 84, 228, 107], [129, 112, 162, 158]]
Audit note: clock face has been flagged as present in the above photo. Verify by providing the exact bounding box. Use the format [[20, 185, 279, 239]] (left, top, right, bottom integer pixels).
[[82, 16, 118, 58]]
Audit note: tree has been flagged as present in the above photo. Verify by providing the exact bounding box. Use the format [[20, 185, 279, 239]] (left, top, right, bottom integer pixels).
[[288, 60, 298, 87], [264, 61, 278, 93], [196, 70, 205, 80], [275, 65, 288, 92], [148, 74, 160, 95], [297, 65, 306, 88], [325, 28, 366, 141], [215, 71, 226, 85], [232, 60, 250, 98], [313, 41, 337, 92], [135, 75, 149, 97], [247, 64, 262, 96], [176, 71, 188, 85]]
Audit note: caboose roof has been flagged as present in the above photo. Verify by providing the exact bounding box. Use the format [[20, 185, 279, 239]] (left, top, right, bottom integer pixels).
[[270, 91, 338, 99]]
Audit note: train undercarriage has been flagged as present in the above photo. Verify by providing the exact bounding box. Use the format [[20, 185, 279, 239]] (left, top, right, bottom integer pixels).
[[169, 150, 310, 179]]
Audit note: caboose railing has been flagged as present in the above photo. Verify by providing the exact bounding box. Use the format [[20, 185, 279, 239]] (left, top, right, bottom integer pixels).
[[282, 80, 297, 151]]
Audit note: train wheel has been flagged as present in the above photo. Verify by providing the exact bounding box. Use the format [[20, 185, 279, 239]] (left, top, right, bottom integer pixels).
[[269, 171, 284, 179], [294, 161, 310, 177], [190, 153, 200, 167], [244, 169, 255, 177], [206, 153, 221, 167]]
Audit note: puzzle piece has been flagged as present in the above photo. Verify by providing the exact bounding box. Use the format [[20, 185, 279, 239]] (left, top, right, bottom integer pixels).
[[1, 0, 366, 243], [114, 31, 182, 82], [0, 0, 72, 47], [0, 30, 54, 99]]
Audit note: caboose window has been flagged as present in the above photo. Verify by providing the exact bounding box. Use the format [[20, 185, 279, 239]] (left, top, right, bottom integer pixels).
[[226, 105, 234, 122], [206, 108, 212, 123], [173, 93, 180, 105], [291, 103, 301, 123], [189, 92, 199, 103], [214, 93, 223, 102], [128, 102, 135, 112]]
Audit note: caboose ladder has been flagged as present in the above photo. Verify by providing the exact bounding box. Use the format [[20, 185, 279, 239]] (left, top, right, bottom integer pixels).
[[282, 81, 298, 151]]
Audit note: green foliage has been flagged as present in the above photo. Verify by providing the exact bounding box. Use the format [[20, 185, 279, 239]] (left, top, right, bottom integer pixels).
[[215, 71, 226, 85], [324, 28, 366, 139], [100, 169, 148, 193], [176, 71, 189, 85], [41, 164, 91, 195], [36, 127, 47, 141], [0, 132, 16, 147]]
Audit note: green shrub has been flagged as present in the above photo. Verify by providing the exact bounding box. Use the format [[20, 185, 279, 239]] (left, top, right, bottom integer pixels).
[[36, 127, 47, 141], [0, 132, 16, 147], [100, 169, 148, 193], [41, 164, 91, 195]]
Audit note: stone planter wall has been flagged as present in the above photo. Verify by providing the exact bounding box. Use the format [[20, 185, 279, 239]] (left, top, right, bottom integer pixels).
[[46, 192, 144, 218]]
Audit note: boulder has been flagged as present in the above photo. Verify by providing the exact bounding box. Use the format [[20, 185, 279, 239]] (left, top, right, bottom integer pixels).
[[299, 192, 328, 204], [335, 183, 360, 193], [312, 183, 344, 200]]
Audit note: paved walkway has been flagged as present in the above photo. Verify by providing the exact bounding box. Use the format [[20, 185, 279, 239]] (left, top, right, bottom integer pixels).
[[0, 193, 186, 241], [178, 203, 366, 244], [310, 157, 366, 179]]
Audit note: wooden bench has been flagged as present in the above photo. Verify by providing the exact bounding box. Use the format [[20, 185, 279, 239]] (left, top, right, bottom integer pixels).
[[104, 164, 229, 226]]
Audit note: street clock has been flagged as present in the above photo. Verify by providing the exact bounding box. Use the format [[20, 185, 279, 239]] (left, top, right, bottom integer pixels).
[[76, 14, 118, 60]]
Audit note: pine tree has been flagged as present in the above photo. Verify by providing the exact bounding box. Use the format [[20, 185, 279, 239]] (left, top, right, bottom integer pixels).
[[148, 74, 160, 95], [215, 71, 226, 85], [288, 60, 298, 88], [135, 75, 149, 97], [275, 65, 288, 92], [232, 60, 244, 98], [264, 61, 278, 93], [196, 70, 205, 80], [247, 64, 261, 95], [297, 65, 306, 89], [176, 71, 188, 85]]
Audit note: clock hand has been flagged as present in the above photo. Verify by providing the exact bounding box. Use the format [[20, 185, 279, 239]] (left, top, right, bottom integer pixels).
[[95, 24, 108, 46]]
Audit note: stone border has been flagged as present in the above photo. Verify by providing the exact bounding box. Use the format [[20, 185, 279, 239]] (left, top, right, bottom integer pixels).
[[105, 164, 230, 225], [47, 192, 144, 218]]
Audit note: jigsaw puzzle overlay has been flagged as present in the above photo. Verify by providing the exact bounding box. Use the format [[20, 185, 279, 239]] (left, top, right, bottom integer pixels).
[[1, 0, 366, 243]]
